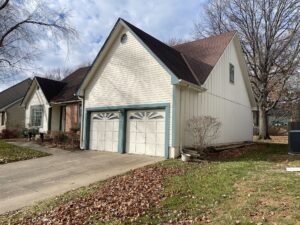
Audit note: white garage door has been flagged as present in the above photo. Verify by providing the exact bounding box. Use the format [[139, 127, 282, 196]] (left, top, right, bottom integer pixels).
[[89, 111, 119, 152], [126, 110, 165, 157]]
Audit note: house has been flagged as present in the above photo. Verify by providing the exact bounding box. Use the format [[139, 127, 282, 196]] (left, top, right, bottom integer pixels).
[[0, 78, 31, 133], [21, 67, 89, 134], [76, 18, 256, 159]]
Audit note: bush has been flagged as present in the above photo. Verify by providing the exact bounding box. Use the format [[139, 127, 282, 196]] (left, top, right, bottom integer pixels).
[[185, 116, 221, 155], [70, 127, 80, 134], [0, 129, 19, 139]]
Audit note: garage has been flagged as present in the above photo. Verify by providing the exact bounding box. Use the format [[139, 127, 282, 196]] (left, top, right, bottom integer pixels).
[[126, 110, 165, 157], [89, 111, 120, 152]]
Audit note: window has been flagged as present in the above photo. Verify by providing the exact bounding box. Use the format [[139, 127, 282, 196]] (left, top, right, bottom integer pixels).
[[229, 63, 234, 83], [1, 112, 4, 126], [120, 33, 128, 44], [30, 105, 43, 127]]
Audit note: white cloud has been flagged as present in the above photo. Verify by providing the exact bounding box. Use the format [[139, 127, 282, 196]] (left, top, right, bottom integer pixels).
[[0, 0, 205, 91]]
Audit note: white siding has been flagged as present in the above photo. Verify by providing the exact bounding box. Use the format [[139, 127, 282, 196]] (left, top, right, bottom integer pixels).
[[25, 86, 50, 133], [84, 29, 173, 147], [177, 38, 253, 147]]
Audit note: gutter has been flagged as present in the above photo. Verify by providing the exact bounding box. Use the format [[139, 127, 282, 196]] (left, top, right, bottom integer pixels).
[[76, 93, 85, 150], [177, 79, 206, 92]]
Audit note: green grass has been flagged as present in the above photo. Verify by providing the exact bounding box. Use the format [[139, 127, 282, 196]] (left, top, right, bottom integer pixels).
[[1, 143, 300, 225], [0, 140, 50, 164]]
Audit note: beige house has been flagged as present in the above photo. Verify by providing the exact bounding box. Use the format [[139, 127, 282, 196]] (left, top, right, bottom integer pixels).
[[21, 67, 89, 134], [77, 18, 256, 159], [0, 79, 31, 133]]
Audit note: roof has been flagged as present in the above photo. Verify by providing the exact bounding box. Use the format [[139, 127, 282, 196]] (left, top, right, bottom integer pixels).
[[173, 32, 237, 84], [122, 19, 236, 85], [23, 67, 89, 105], [0, 78, 31, 110], [35, 77, 66, 102], [51, 66, 90, 102]]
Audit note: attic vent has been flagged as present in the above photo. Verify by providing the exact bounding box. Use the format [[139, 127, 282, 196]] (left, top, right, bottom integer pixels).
[[120, 33, 128, 44]]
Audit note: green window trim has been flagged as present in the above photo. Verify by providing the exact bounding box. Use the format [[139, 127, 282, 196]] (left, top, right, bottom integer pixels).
[[30, 105, 44, 127], [229, 63, 235, 84]]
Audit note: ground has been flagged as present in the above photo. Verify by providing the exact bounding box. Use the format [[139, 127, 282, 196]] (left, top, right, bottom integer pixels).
[[1, 143, 299, 225], [0, 141, 161, 214], [0, 140, 49, 164]]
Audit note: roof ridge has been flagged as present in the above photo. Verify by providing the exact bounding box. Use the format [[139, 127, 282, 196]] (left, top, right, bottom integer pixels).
[[0, 78, 31, 95], [120, 18, 186, 58], [173, 31, 237, 48]]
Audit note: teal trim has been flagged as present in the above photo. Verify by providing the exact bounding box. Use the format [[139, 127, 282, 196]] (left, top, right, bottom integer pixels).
[[118, 110, 126, 154], [171, 75, 179, 84], [84, 103, 170, 159], [171, 85, 176, 147], [48, 107, 52, 131], [84, 110, 91, 149], [59, 106, 63, 131]]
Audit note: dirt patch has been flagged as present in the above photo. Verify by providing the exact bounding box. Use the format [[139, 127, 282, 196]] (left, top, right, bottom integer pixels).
[[208, 144, 261, 160], [254, 136, 288, 144], [16, 166, 182, 225]]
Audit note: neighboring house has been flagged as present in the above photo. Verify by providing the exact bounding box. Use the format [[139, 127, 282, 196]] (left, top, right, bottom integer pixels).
[[0, 78, 31, 132], [77, 18, 256, 159], [21, 67, 89, 134]]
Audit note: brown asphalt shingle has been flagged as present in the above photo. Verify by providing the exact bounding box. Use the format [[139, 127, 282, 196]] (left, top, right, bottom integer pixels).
[[0, 78, 31, 110], [123, 19, 236, 85], [51, 66, 90, 102], [173, 31, 236, 84]]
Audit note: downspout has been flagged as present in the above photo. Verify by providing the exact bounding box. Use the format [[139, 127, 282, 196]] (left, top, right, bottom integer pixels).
[[77, 94, 85, 150]]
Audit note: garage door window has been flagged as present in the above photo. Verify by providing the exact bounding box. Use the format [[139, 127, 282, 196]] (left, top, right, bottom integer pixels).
[[93, 112, 119, 120], [129, 111, 164, 120]]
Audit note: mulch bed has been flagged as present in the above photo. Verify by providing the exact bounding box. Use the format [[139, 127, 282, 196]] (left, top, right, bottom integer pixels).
[[16, 166, 182, 225], [208, 144, 261, 160]]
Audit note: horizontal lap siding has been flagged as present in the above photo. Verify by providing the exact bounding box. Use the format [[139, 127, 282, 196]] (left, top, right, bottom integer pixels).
[[6, 101, 25, 130], [179, 39, 253, 147], [84, 29, 173, 146], [25, 87, 49, 133]]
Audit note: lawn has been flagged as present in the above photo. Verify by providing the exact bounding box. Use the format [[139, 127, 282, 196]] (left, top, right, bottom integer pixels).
[[1, 143, 300, 225], [0, 140, 50, 164]]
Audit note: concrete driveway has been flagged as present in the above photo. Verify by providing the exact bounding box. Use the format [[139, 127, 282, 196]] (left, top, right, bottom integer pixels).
[[0, 142, 163, 214]]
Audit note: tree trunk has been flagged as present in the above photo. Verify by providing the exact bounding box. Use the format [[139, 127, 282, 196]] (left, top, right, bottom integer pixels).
[[258, 106, 271, 139]]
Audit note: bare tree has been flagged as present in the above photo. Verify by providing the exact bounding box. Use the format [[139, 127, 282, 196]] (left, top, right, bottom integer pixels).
[[166, 37, 188, 46], [186, 116, 221, 156], [0, 0, 77, 81], [194, 0, 300, 139], [43, 67, 72, 81]]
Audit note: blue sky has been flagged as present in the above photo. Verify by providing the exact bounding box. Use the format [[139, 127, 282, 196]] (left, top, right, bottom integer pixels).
[[0, 0, 206, 91]]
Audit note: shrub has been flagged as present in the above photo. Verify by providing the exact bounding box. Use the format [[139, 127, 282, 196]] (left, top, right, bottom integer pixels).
[[185, 116, 221, 155], [70, 127, 80, 134], [0, 129, 19, 139]]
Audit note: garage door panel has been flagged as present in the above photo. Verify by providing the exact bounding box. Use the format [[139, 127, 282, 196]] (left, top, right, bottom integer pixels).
[[136, 121, 145, 132], [146, 133, 156, 144], [156, 133, 165, 145], [146, 121, 156, 133], [156, 121, 165, 132], [89, 112, 119, 152], [126, 110, 165, 157]]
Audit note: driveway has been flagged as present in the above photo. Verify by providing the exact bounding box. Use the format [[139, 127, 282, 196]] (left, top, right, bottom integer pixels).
[[0, 142, 163, 214]]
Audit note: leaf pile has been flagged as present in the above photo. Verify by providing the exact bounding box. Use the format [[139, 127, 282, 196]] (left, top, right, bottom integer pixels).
[[17, 166, 182, 224]]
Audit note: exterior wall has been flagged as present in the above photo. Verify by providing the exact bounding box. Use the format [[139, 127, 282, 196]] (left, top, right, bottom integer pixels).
[[84, 28, 173, 151], [25, 86, 50, 133], [6, 100, 26, 131], [65, 103, 79, 132], [0, 112, 6, 132], [177, 39, 253, 147], [51, 105, 61, 132]]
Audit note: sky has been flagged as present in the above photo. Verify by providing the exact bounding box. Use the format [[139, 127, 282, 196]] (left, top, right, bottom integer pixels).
[[0, 0, 206, 91]]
